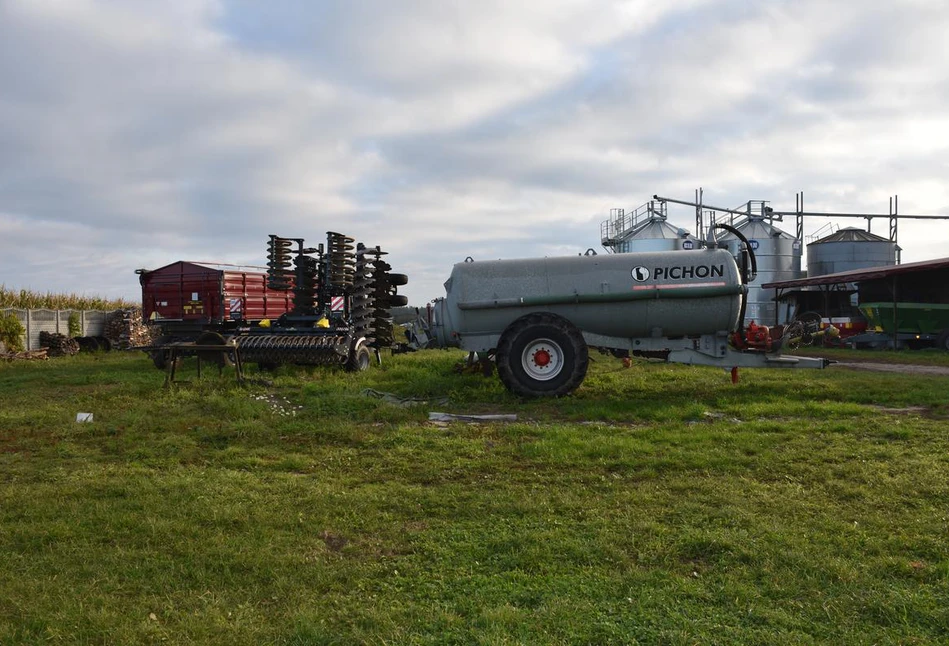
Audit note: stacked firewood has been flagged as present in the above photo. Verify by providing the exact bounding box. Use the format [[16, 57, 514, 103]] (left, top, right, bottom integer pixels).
[[0, 348, 48, 361], [104, 309, 158, 349], [39, 331, 80, 357]]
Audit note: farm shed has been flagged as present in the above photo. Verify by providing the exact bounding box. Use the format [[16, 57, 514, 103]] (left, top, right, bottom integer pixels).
[[763, 256, 949, 347]]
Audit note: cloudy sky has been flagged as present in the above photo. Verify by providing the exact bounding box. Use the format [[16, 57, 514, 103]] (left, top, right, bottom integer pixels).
[[2, 0, 949, 304]]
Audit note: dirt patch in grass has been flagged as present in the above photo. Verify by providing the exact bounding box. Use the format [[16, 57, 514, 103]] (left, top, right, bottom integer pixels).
[[831, 362, 949, 376], [870, 405, 931, 415]]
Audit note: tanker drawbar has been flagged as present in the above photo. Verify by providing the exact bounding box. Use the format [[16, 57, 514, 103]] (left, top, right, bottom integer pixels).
[[408, 238, 831, 397]]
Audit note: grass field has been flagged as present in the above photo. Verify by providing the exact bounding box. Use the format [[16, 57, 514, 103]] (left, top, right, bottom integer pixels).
[[1, 349, 948, 644]]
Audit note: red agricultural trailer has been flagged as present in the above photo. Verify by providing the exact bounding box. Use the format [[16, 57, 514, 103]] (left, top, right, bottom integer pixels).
[[137, 261, 293, 337]]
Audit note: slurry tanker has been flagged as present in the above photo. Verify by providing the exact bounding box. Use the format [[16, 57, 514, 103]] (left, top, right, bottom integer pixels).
[[408, 225, 833, 397]]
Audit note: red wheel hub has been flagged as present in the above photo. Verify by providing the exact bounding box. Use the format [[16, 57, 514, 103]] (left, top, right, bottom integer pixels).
[[533, 349, 551, 367]]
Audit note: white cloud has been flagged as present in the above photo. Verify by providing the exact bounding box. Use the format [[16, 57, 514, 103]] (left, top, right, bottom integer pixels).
[[2, 0, 949, 307]]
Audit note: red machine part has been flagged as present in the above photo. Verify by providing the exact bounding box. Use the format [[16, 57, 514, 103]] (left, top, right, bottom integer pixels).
[[742, 320, 772, 352], [820, 317, 867, 340]]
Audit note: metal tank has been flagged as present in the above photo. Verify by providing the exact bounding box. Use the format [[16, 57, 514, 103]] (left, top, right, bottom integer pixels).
[[601, 201, 695, 253], [806, 227, 899, 276], [615, 217, 695, 253], [717, 216, 802, 325], [430, 248, 744, 350]]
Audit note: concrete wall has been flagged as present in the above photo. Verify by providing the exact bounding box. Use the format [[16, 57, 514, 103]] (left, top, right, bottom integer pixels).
[[0, 309, 111, 351]]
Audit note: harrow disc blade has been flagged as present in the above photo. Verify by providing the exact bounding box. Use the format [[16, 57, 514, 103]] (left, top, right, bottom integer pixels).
[[236, 334, 350, 366]]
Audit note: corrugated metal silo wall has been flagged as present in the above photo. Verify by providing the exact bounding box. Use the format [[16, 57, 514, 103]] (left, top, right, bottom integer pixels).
[[721, 220, 802, 325], [807, 241, 898, 276]]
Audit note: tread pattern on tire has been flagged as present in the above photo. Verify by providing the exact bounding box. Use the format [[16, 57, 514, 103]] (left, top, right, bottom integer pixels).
[[346, 341, 372, 372], [496, 312, 588, 398]]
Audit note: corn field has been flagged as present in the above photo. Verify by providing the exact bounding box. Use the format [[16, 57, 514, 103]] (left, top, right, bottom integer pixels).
[[0, 285, 137, 311]]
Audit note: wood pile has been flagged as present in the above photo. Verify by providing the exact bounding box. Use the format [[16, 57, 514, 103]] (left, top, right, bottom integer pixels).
[[104, 308, 158, 349], [0, 348, 48, 361], [39, 331, 80, 357]]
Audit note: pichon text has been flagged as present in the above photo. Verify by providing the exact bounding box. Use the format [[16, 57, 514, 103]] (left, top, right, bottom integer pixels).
[[654, 264, 725, 280]]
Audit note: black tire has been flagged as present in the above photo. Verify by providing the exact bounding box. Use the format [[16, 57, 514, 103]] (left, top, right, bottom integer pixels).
[[936, 329, 949, 352], [196, 331, 232, 367], [496, 313, 588, 397], [149, 335, 175, 370], [346, 341, 372, 372], [94, 336, 112, 352], [388, 294, 409, 307], [388, 273, 409, 287], [73, 336, 100, 353]]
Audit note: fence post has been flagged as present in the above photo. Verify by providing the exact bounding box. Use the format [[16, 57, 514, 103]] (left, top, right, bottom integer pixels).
[[26, 310, 32, 351]]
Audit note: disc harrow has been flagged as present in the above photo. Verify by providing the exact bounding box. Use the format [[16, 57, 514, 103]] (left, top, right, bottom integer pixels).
[[368, 252, 396, 347], [236, 334, 350, 366], [266, 235, 295, 291], [292, 253, 320, 314], [351, 243, 376, 344], [246, 230, 404, 367], [327, 231, 356, 289]]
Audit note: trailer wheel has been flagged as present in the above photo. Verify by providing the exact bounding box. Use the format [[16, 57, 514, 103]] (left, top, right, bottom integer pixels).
[[149, 335, 179, 371], [936, 329, 949, 352], [496, 313, 588, 397], [346, 341, 372, 372], [196, 331, 232, 367], [388, 273, 409, 286]]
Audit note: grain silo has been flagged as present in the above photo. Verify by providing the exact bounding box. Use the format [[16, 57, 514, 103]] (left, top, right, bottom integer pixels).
[[806, 227, 899, 276], [717, 216, 803, 325], [600, 202, 695, 254]]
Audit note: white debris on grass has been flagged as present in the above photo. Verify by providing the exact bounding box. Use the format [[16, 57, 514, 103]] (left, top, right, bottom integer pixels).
[[251, 394, 303, 417]]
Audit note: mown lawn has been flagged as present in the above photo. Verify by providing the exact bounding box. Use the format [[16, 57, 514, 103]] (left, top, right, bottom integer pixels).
[[0, 350, 947, 645]]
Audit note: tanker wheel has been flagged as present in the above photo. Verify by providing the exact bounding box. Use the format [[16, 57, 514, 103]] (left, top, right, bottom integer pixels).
[[346, 340, 372, 372], [496, 313, 588, 398], [196, 331, 232, 368], [936, 329, 949, 352]]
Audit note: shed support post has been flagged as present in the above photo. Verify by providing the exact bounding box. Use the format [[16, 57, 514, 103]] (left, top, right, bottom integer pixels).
[[891, 276, 899, 349]]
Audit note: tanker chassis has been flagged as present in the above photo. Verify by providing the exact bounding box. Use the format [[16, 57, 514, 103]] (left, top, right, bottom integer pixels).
[[411, 240, 832, 397]]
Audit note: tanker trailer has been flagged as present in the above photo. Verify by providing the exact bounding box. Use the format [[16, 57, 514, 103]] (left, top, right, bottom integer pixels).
[[411, 234, 832, 397]]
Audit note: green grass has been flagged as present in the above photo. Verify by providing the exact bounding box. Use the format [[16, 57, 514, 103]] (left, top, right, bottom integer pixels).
[[1, 350, 948, 644]]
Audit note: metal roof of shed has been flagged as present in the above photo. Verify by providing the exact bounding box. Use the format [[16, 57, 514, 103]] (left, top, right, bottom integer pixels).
[[762, 256, 949, 289]]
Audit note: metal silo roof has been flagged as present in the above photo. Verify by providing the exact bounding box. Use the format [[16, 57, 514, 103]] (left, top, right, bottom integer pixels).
[[717, 218, 795, 240], [626, 218, 686, 240], [808, 227, 891, 245]]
